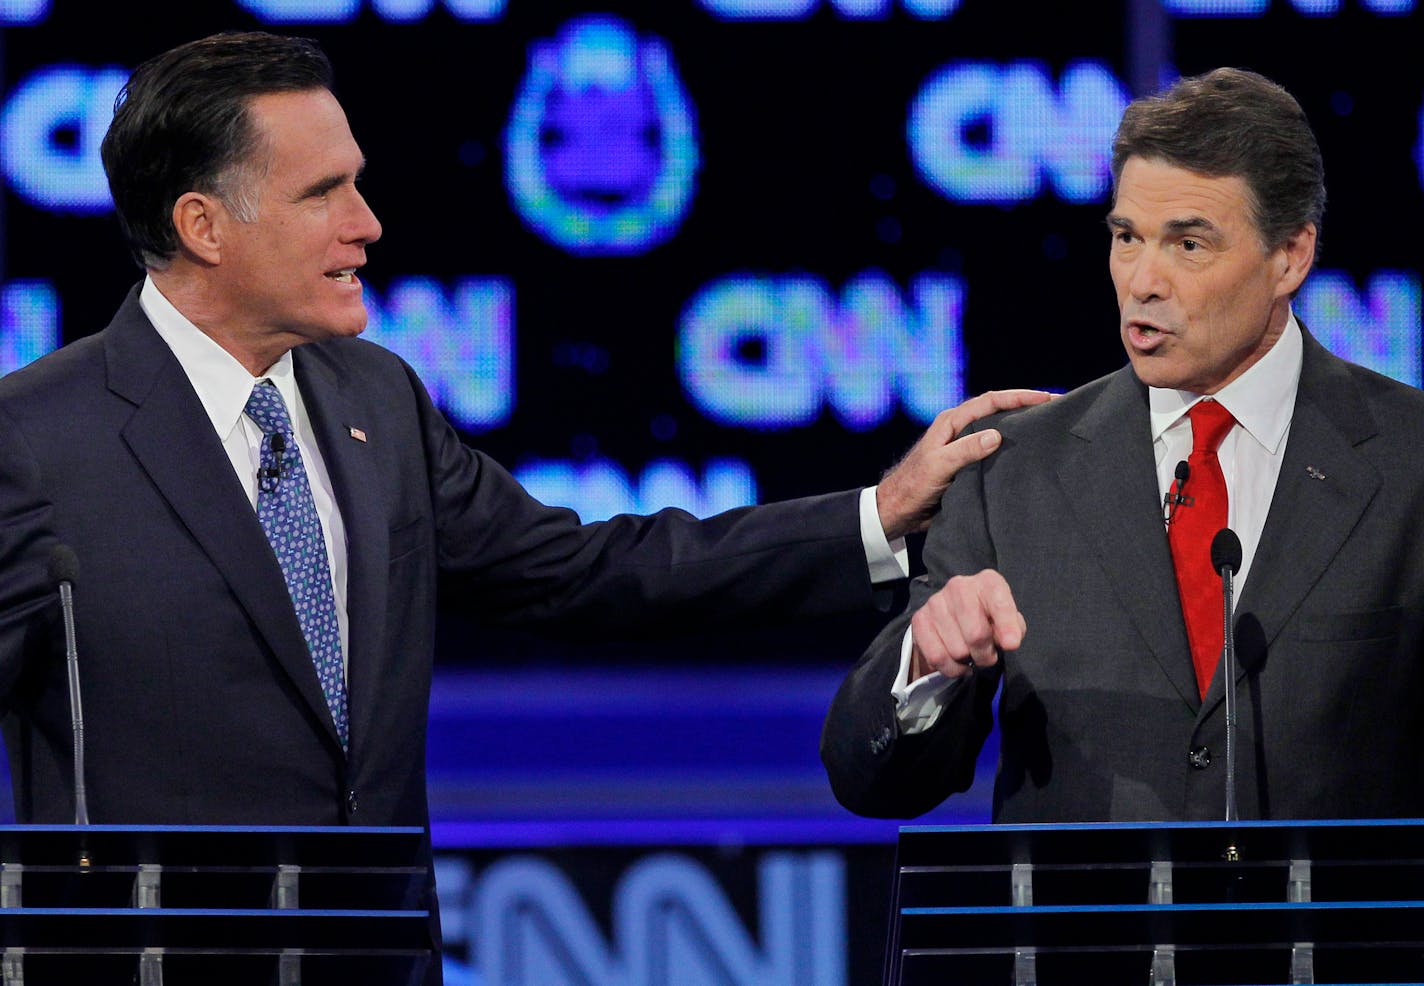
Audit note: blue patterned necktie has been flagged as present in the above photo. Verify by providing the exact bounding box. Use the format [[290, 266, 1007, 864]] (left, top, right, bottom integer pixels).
[[244, 381, 348, 752]]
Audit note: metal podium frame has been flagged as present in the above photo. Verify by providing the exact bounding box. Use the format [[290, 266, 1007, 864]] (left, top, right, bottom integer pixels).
[[886, 819, 1424, 986], [0, 825, 432, 985]]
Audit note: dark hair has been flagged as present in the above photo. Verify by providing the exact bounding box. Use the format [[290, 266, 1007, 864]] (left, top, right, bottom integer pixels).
[[1111, 68, 1325, 253], [101, 31, 333, 269]]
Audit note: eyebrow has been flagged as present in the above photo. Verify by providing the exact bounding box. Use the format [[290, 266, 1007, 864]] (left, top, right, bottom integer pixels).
[[295, 158, 367, 201], [1163, 216, 1220, 235], [1104, 214, 1222, 236]]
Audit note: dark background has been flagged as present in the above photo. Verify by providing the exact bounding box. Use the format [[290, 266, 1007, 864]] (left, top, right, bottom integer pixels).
[[2, 3, 1421, 981]]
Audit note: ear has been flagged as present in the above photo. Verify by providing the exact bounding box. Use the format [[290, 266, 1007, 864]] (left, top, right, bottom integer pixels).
[[1272, 222, 1317, 299], [170, 192, 225, 266]]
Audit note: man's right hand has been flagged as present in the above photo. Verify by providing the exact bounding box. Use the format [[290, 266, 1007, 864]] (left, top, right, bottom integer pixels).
[[908, 569, 1026, 683]]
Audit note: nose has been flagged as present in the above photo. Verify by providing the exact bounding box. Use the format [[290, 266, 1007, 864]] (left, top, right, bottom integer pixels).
[[345, 187, 382, 245], [1126, 247, 1169, 303]]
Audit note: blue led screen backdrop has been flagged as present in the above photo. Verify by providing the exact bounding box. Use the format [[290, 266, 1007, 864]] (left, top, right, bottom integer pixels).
[[0, 0, 1420, 808]]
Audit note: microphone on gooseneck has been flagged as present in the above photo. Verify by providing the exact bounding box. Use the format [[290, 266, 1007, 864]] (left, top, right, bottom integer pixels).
[[1210, 528, 1242, 578], [1163, 460, 1193, 525], [47, 545, 90, 827], [1211, 528, 1244, 829]]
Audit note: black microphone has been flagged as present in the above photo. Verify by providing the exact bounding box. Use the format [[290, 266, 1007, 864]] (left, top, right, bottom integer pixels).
[[47, 545, 89, 827], [1211, 528, 1243, 827], [1163, 460, 1193, 524], [259, 433, 286, 492], [1211, 529, 1242, 577]]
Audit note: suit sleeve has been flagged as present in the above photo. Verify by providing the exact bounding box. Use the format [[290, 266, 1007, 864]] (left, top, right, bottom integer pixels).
[[0, 403, 62, 702], [401, 358, 880, 634], [821, 429, 1003, 818]]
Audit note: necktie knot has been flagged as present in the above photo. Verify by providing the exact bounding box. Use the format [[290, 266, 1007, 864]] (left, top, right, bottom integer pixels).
[[245, 381, 294, 437], [1188, 399, 1236, 454]]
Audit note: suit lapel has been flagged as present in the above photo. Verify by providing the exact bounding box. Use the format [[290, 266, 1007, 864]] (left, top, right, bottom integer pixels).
[[1054, 368, 1200, 712], [106, 293, 344, 752], [293, 345, 389, 763], [1200, 332, 1381, 714]]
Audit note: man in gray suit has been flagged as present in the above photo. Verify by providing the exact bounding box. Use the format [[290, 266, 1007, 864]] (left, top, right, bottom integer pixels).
[[823, 68, 1424, 822]]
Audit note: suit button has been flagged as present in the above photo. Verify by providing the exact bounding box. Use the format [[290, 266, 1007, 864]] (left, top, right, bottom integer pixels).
[[346, 789, 359, 816], [1188, 746, 1212, 770]]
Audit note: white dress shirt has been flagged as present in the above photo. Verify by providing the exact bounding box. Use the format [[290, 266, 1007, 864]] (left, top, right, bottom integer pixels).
[[138, 278, 908, 682], [893, 315, 1304, 733], [140, 276, 351, 675]]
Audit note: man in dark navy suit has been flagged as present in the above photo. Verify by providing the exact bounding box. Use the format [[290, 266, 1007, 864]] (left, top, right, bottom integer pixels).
[[0, 33, 1042, 966]]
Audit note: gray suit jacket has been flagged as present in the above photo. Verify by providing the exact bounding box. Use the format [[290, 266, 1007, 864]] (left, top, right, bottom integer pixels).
[[823, 331, 1424, 822]]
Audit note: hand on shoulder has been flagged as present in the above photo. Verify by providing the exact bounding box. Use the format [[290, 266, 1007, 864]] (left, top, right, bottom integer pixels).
[[876, 390, 1054, 540]]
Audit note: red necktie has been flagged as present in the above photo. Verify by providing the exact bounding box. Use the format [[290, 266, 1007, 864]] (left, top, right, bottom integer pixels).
[[1169, 400, 1237, 699]]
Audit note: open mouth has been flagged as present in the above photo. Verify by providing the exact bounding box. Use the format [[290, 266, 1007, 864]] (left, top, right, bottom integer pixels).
[[326, 268, 358, 284], [1126, 320, 1170, 350]]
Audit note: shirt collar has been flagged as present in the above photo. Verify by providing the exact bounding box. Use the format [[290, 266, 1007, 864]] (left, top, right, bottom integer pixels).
[[140, 275, 299, 438], [1147, 312, 1303, 455]]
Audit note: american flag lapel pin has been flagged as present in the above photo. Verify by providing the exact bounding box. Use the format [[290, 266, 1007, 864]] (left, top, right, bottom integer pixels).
[[348, 426, 367, 443]]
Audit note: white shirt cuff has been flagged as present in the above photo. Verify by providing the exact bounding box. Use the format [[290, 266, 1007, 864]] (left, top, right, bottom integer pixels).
[[859, 486, 909, 584], [891, 627, 958, 734]]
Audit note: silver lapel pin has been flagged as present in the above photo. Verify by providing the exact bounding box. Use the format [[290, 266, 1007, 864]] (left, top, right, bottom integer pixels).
[[1306, 465, 1326, 481]]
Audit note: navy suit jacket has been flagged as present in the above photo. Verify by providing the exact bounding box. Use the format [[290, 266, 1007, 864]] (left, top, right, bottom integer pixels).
[[823, 331, 1424, 822], [0, 287, 875, 830]]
